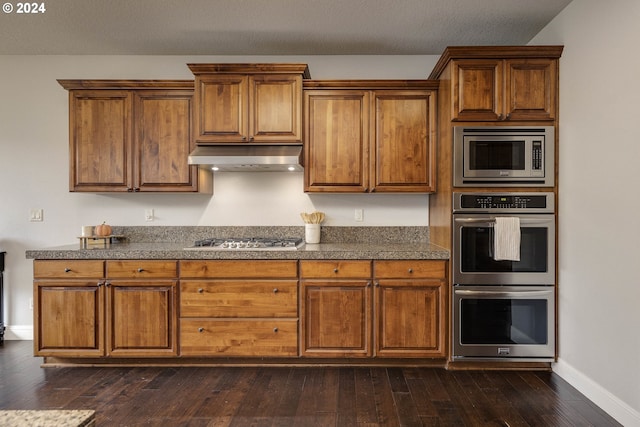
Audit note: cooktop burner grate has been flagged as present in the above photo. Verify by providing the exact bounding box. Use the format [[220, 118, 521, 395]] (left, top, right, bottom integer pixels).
[[185, 237, 304, 250]]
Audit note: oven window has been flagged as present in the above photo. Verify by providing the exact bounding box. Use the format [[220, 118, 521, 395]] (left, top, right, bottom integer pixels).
[[469, 140, 526, 170], [461, 226, 548, 273], [460, 299, 548, 345]]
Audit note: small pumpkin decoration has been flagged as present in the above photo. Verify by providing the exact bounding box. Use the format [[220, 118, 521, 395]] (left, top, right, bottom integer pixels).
[[95, 221, 112, 237]]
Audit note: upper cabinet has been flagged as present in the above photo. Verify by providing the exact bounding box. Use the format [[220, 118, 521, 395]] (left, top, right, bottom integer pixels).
[[429, 46, 563, 122], [188, 64, 310, 144], [304, 81, 438, 193], [59, 80, 211, 193]]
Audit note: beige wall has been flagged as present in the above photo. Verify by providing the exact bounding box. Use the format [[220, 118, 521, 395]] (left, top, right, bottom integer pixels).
[[531, 0, 640, 424]]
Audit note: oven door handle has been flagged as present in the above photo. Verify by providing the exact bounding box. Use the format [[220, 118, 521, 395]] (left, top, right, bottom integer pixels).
[[454, 289, 554, 297], [455, 218, 551, 225]]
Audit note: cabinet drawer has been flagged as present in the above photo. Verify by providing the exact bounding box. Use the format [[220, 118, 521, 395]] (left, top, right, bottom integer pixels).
[[106, 260, 177, 278], [180, 280, 298, 318], [180, 319, 298, 357], [34, 260, 104, 279], [300, 261, 371, 279], [374, 260, 447, 279], [180, 260, 297, 279]]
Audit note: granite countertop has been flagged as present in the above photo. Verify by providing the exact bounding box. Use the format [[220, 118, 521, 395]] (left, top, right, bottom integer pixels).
[[25, 241, 449, 260], [24, 226, 450, 261], [0, 410, 95, 427]]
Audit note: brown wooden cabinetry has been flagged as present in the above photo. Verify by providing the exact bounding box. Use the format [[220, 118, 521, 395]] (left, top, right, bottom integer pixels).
[[179, 260, 298, 357], [104, 260, 178, 357], [34, 260, 105, 357], [300, 261, 373, 357], [373, 260, 447, 358], [58, 80, 210, 193], [429, 47, 562, 122], [188, 64, 310, 144], [34, 260, 178, 358], [304, 81, 437, 193]]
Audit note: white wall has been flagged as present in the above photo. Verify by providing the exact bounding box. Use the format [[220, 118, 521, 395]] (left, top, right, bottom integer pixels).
[[531, 0, 640, 425], [0, 55, 437, 332]]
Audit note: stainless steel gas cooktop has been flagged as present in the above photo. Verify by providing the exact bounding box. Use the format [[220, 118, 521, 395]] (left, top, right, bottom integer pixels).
[[184, 237, 304, 251]]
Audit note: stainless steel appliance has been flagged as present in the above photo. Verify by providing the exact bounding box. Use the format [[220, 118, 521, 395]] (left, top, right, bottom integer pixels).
[[452, 285, 555, 360], [184, 237, 303, 250], [453, 126, 554, 187], [451, 192, 556, 360], [452, 192, 555, 285]]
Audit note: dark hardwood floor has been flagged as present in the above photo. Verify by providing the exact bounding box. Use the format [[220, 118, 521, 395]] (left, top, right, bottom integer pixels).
[[0, 341, 620, 426]]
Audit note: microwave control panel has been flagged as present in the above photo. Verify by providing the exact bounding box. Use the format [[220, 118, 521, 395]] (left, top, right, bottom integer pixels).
[[453, 193, 555, 213]]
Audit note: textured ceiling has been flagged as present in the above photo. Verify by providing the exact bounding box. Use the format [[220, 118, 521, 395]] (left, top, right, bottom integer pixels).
[[0, 0, 572, 55]]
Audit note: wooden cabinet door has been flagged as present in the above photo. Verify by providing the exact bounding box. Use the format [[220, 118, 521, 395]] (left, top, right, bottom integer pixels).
[[69, 90, 133, 191], [194, 74, 248, 142], [34, 281, 104, 357], [374, 280, 446, 358], [304, 90, 369, 192], [505, 58, 557, 121], [106, 280, 177, 357], [134, 90, 198, 192], [451, 59, 503, 121], [249, 74, 303, 143], [372, 91, 436, 192], [300, 280, 372, 357]]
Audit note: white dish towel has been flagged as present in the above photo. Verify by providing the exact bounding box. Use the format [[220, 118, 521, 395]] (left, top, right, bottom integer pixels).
[[493, 217, 521, 261]]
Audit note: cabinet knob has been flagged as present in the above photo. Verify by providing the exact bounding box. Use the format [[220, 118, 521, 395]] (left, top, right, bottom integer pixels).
[[127, 188, 134, 192], [333, 268, 339, 273], [375, 282, 380, 287], [198, 327, 204, 333], [198, 288, 204, 293], [273, 327, 278, 333], [273, 288, 279, 294], [137, 268, 145, 273], [64, 268, 71, 273], [408, 268, 413, 274]]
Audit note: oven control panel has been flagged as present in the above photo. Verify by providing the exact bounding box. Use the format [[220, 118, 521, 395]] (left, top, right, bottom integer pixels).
[[453, 192, 555, 213]]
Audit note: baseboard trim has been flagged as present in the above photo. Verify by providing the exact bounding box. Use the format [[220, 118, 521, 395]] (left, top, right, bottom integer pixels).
[[2, 325, 33, 341], [553, 358, 640, 426]]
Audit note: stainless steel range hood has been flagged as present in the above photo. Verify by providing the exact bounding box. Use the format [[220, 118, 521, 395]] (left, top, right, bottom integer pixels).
[[188, 145, 303, 172]]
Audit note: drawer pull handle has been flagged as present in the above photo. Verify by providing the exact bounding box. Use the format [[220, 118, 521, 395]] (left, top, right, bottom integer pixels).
[[64, 268, 71, 273], [408, 268, 413, 273], [333, 268, 339, 273], [273, 327, 278, 333], [137, 268, 145, 273], [198, 327, 204, 333], [273, 288, 278, 294], [198, 288, 204, 293]]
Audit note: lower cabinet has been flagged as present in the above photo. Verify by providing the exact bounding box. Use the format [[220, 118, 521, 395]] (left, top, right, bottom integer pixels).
[[34, 260, 178, 357], [179, 260, 299, 357], [34, 260, 105, 357], [300, 260, 447, 358], [300, 260, 373, 357], [34, 258, 447, 361], [374, 260, 447, 358]]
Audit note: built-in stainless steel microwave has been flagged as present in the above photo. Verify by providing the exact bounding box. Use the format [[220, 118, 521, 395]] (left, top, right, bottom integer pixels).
[[453, 126, 555, 187]]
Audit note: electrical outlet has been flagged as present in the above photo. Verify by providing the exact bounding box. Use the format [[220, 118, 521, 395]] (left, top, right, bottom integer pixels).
[[354, 208, 364, 222], [145, 209, 154, 222], [29, 208, 44, 222], [29, 298, 33, 310]]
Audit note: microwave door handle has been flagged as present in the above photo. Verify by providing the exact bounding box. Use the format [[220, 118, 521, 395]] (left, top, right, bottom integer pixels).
[[454, 289, 554, 297]]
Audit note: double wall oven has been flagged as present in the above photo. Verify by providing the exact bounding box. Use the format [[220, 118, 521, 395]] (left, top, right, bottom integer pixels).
[[451, 192, 556, 361]]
